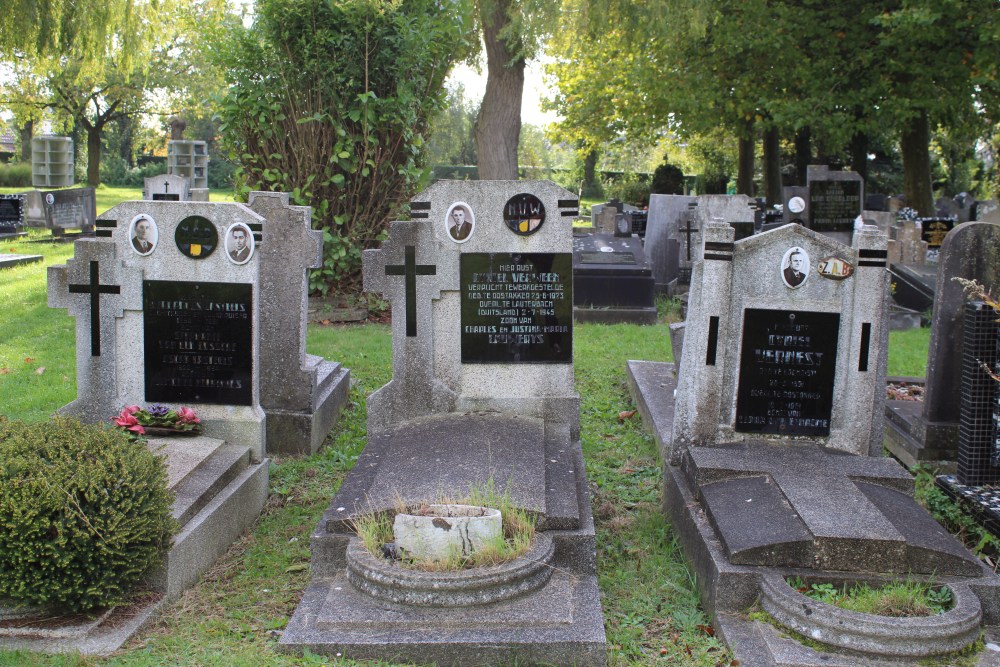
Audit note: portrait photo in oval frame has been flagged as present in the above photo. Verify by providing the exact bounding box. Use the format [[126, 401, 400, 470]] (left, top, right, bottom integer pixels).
[[225, 222, 256, 265], [780, 246, 810, 289], [445, 202, 475, 243], [129, 214, 158, 256]]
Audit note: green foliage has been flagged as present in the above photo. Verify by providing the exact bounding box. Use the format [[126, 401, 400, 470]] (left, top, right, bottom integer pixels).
[[0, 416, 176, 612], [215, 0, 472, 294], [914, 464, 1000, 562], [603, 172, 651, 207], [786, 577, 952, 617], [0, 162, 32, 187], [99, 155, 167, 187], [426, 83, 479, 167], [651, 160, 685, 195]]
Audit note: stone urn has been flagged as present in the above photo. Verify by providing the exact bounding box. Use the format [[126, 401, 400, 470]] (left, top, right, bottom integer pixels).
[[393, 504, 502, 563]]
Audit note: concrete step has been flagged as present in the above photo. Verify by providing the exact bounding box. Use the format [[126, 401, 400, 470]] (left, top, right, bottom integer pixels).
[[170, 442, 251, 527]]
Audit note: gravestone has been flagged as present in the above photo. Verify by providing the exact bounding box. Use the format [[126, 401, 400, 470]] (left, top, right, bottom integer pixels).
[[41, 187, 97, 234], [806, 165, 863, 241], [885, 221, 1000, 467], [572, 232, 656, 324], [281, 181, 605, 666], [645, 194, 694, 293], [0, 194, 24, 236], [48, 192, 349, 458], [626, 221, 1000, 664], [977, 199, 1000, 223], [40, 193, 358, 651], [143, 173, 191, 201]]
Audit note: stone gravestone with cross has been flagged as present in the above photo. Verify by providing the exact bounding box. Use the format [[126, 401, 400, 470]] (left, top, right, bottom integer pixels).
[[626, 222, 1000, 663], [143, 173, 191, 202], [48, 192, 349, 457], [282, 181, 605, 666]]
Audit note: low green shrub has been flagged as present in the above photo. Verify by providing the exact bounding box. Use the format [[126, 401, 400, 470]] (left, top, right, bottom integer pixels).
[[0, 417, 176, 612], [0, 162, 32, 188], [603, 172, 652, 207]]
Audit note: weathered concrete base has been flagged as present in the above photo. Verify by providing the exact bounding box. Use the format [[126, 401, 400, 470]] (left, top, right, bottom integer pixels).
[[0, 253, 42, 270], [265, 357, 350, 456], [0, 437, 269, 655], [281, 413, 606, 666], [884, 395, 959, 470], [573, 305, 658, 325]]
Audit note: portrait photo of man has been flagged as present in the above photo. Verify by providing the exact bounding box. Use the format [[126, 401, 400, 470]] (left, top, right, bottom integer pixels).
[[781, 246, 809, 288], [226, 223, 254, 264], [130, 214, 157, 255], [446, 203, 474, 242]]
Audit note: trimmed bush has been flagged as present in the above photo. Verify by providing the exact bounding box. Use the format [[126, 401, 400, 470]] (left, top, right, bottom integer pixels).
[[0, 162, 32, 187], [0, 417, 176, 612], [651, 161, 685, 195]]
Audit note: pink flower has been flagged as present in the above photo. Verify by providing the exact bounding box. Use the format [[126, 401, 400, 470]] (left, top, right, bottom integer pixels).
[[123, 405, 140, 415], [112, 410, 145, 434], [177, 407, 200, 424]]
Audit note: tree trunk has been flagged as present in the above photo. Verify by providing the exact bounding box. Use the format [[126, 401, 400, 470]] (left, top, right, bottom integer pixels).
[[474, 0, 524, 180], [18, 120, 33, 162], [900, 111, 934, 216], [763, 125, 782, 206], [581, 148, 600, 198], [737, 120, 755, 196], [87, 125, 102, 186], [849, 128, 869, 183], [794, 126, 811, 185]]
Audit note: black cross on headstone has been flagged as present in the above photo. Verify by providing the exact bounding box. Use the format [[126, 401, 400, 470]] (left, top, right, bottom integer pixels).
[[384, 245, 436, 337], [680, 218, 700, 261], [68, 260, 120, 356]]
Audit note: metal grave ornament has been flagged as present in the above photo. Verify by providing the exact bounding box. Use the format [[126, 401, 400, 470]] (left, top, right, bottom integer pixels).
[[175, 215, 218, 259]]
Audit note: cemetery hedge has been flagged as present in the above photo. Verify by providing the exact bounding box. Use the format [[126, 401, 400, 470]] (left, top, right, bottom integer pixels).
[[0, 417, 176, 612], [215, 0, 472, 295]]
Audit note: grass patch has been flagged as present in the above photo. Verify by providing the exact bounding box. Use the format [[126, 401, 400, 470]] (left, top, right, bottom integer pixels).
[[786, 577, 952, 617], [888, 326, 931, 377]]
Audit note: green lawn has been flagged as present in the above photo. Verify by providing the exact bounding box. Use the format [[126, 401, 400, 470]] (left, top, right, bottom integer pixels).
[[0, 227, 936, 665], [0, 185, 237, 216]]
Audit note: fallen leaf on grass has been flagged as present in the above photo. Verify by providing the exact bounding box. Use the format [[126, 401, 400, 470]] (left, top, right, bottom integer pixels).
[[319, 319, 331, 326], [697, 623, 715, 636], [284, 563, 309, 573], [24, 357, 34, 364], [35, 366, 45, 375], [0, 368, 9, 375], [617, 410, 637, 422]]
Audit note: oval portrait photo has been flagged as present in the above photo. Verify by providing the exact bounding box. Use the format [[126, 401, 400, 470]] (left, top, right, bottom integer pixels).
[[781, 246, 810, 289], [129, 214, 158, 256], [445, 202, 475, 243], [225, 222, 255, 264]]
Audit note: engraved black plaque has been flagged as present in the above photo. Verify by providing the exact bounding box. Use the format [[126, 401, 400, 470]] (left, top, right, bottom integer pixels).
[[175, 215, 218, 259], [461, 253, 572, 363], [143, 280, 253, 405], [0, 195, 24, 225], [735, 309, 839, 436], [503, 194, 546, 236], [809, 180, 861, 232], [921, 218, 955, 248], [152, 193, 180, 201]]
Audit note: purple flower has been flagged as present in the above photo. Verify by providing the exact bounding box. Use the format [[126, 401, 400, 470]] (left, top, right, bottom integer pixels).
[[147, 404, 170, 417]]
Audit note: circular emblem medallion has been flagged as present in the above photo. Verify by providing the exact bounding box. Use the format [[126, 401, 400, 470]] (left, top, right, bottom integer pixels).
[[503, 194, 545, 236], [175, 215, 218, 259]]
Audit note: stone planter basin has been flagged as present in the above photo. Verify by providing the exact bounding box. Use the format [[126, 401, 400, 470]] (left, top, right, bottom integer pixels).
[[393, 504, 502, 563], [760, 571, 982, 658]]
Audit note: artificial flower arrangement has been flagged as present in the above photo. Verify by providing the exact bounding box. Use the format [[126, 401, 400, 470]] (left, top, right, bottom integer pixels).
[[112, 404, 202, 436]]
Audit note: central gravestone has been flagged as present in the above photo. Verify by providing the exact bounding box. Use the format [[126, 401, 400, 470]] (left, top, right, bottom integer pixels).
[[281, 181, 605, 666]]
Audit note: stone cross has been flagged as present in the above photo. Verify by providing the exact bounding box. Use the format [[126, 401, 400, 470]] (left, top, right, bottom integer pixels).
[[687, 442, 979, 575], [67, 260, 121, 356], [385, 245, 437, 337], [680, 214, 699, 262]]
